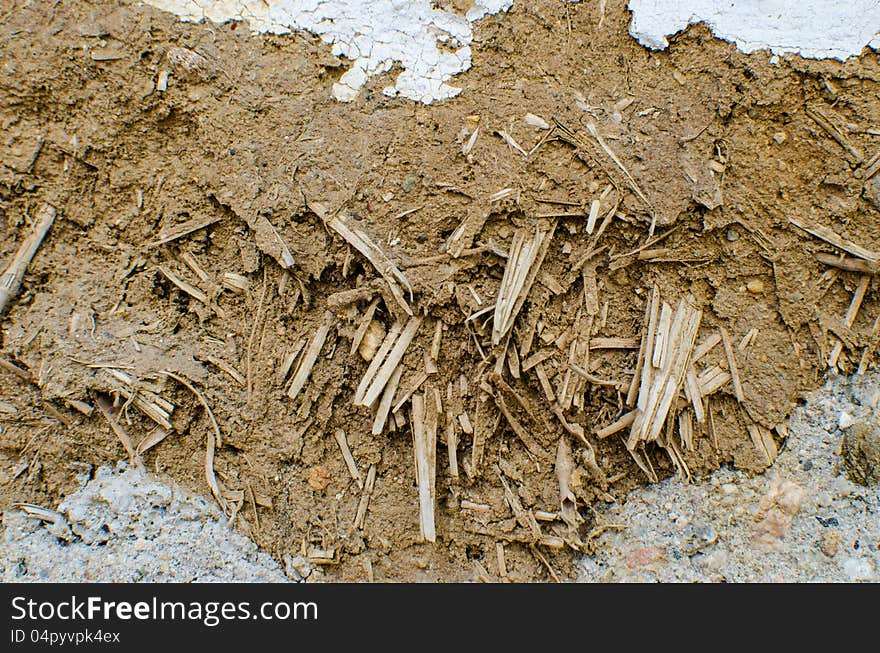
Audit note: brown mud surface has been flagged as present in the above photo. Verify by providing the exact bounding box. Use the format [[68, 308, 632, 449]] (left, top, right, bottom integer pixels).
[[1, 0, 878, 581]]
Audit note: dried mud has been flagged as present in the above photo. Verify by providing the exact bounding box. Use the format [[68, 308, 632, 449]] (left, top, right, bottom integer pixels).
[[1, 0, 878, 581]]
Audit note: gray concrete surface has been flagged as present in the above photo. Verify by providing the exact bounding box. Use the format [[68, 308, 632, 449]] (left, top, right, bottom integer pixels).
[[1, 463, 294, 582], [579, 372, 880, 582]]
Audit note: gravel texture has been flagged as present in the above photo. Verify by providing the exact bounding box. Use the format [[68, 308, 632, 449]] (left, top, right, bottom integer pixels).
[[1, 463, 295, 582], [579, 372, 880, 582]]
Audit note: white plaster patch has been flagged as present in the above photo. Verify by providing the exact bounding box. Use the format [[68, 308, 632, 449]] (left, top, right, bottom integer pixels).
[[141, 1, 879, 103], [141, 0, 513, 103], [627, 0, 880, 61]]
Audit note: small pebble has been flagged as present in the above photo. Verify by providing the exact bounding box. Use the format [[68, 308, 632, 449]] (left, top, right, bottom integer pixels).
[[401, 174, 418, 193], [841, 556, 875, 581], [838, 411, 855, 430], [725, 228, 739, 242], [773, 131, 787, 144], [746, 279, 765, 294]]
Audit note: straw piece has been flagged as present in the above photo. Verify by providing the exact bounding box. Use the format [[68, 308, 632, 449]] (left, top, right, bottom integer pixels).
[[315, 203, 414, 316], [287, 312, 333, 401], [789, 217, 879, 264], [492, 220, 556, 345], [1, 204, 56, 317], [358, 316, 422, 407], [412, 394, 437, 542], [720, 328, 745, 402]]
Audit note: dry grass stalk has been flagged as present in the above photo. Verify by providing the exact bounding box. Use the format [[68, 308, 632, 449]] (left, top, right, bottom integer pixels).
[[747, 420, 778, 466], [538, 270, 565, 295], [445, 209, 490, 259], [159, 265, 211, 307], [65, 398, 94, 416], [150, 214, 220, 247], [246, 270, 269, 399], [559, 312, 591, 411], [461, 126, 479, 155], [692, 332, 722, 362], [41, 402, 73, 429], [494, 129, 527, 156], [789, 217, 880, 264], [555, 437, 579, 530], [698, 368, 731, 396], [0, 357, 34, 383], [496, 542, 508, 578], [287, 312, 333, 401], [316, 204, 414, 316], [372, 365, 403, 435], [720, 328, 745, 402], [430, 318, 444, 361], [637, 285, 661, 411], [222, 272, 250, 293], [327, 286, 375, 310], [158, 370, 227, 512], [568, 364, 625, 389], [828, 274, 870, 368], [307, 549, 336, 565], [350, 297, 381, 357], [136, 426, 170, 457], [654, 302, 672, 368], [596, 410, 636, 439], [101, 368, 174, 430], [591, 336, 639, 350], [626, 445, 658, 483], [411, 394, 437, 542], [446, 414, 459, 478], [584, 121, 653, 213], [626, 289, 652, 407], [521, 349, 554, 372], [815, 252, 878, 275], [738, 328, 758, 352], [489, 373, 550, 460], [554, 119, 654, 225], [353, 463, 377, 529], [179, 250, 210, 284], [279, 339, 306, 384], [201, 355, 246, 387], [1, 204, 56, 317], [586, 199, 600, 234], [685, 367, 705, 423], [525, 113, 550, 129], [855, 149, 880, 180], [470, 390, 496, 475], [497, 469, 542, 543], [857, 313, 880, 374], [627, 296, 702, 450], [805, 107, 864, 164], [256, 215, 295, 269], [582, 267, 600, 315], [506, 342, 521, 379], [393, 372, 429, 414], [334, 429, 363, 489], [95, 394, 142, 467], [493, 220, 556, 345], [664, 432, 692, 482], [355, 316, 422, 407], [679, 409, 694, 452]]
